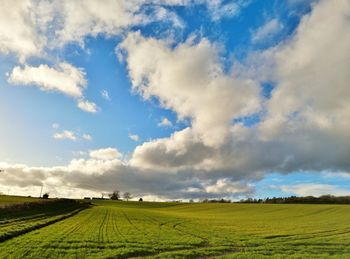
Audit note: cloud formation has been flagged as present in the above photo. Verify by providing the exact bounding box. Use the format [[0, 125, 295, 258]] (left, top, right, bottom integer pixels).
[[8, 63, 98, 113], [158, 117, 173, 127], [119, 32, 261, 147], [0, 0, 240, 61], [0, 0, 45, 62], [53, 130, 78, 141], [8, 63, 86, 98], [53, 129, 92, 142], [89, 148, 122, 160], [1, 0, 349, 199], [251, 18, 283, 43], [129, 134, 140, 142], [0, 149, 255, 199], [279, 184, 350, 197]]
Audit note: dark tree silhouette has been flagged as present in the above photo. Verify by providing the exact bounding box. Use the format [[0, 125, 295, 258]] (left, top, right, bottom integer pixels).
[[42, 193, 49, 199], [109, 190, 120, 200]]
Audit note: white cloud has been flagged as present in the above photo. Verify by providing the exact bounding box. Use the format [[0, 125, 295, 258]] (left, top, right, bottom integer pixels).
[[264, 0, 350, 132], [53, 130, 78, 141], [8, 63, 87, 98], [0, 0, 247, 63], [1, 0, 350, 200], [89, 148, 122, 160], [203, 0, 249, 21], [205, 179, 254, 195], [0, 154, 255, 199], [124, 0, 350, 189], [43, 0, 188, 48], [119, 32, 261, 147], [82, 134, 92, 141], [251, 18, 283, 43], [279, 184, 350, 197], [101, 90, 111, 101], [53, 129, 92, 142], [0, 0, 45, 62], [158, 117, 173, 127], [129, 133, 140, 142], [77, 99, 98, 113], [8, 62, 98, 113], [52, 123, 60, 129]]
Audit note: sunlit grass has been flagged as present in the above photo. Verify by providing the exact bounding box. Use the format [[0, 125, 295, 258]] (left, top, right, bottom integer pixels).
[[1, 200, 350, 258]]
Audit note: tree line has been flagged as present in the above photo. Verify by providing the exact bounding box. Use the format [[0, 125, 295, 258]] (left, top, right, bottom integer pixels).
[[238, 195, 350, 204]]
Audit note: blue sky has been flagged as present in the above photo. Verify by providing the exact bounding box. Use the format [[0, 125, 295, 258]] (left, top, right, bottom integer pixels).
[[0, 0, 349, 199]]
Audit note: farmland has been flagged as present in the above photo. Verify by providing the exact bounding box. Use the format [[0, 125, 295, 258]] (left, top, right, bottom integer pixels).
[[1, 198, 350, 258]]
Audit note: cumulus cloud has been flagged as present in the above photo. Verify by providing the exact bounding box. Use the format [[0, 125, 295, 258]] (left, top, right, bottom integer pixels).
[[8, 63, 87, 98], [7, 62, 98, 113], [0, 0, 45, 62], [0, 0, 249, 62], [0, 153, 255, 199], [119, 32, 261, 147], [0, 0, 190, 59], [89, 148, 122, 160], [158, 117, 173, 127], [123, 0, 350, 189], [1, 0, 349, 200], [77, 99, 98, 113]]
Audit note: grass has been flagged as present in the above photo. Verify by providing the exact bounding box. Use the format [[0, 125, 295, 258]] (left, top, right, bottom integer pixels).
[[1, 199, 350, 258], [0, 196, 90, 242], [0, 195, 41, 206]]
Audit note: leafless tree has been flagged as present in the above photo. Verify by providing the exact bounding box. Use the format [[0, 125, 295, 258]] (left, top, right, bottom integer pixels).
[[123, 192, 132, 201]]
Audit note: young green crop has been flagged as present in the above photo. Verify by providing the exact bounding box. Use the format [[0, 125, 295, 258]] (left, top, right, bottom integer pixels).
[[1, 200, 350, 258], [0, 195, 41, 206]]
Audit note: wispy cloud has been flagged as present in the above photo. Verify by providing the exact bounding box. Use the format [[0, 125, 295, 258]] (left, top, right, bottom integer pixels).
[[53, 130, 78, 141], [129, 133, 140, 142], [53, 129, 92, 142], [251, 18, 283, 43], [279, 183, 350, 197], [101, 90, 111, 101], [157, 117, 173, 127], [82, 134, 92, 141]]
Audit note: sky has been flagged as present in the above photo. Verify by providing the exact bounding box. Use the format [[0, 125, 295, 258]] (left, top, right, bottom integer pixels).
[[0, 0, 350, 200]]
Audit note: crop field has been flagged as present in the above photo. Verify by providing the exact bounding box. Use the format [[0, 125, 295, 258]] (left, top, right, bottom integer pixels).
[[1, 199, 350, 258], [0, 195, 41, 206]]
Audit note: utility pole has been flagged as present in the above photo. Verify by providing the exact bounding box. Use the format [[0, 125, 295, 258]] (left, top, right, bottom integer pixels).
[[39, 185, 43, 198]]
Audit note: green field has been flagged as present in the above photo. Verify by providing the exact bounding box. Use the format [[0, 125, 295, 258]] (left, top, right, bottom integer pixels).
[[1, 198, 350, 258], [0, 195, 41, 206]]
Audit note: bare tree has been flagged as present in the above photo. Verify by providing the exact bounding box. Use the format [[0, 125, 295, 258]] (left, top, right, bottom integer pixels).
[[109, 190, 120, 200], [123, 192, 132, 201]]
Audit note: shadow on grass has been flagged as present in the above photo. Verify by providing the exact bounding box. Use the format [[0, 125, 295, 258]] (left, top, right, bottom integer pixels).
[[0, 199, 90, 242]]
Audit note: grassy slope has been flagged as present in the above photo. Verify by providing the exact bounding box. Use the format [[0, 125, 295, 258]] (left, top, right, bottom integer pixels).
[[1, 200, 350, 258], [0, 195, 41, 206], [0, 197, 90, 242]]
